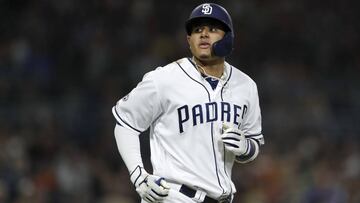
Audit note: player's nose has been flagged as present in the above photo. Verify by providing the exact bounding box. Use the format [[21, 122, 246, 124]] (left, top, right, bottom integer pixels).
[[200, 27, 209, 38]]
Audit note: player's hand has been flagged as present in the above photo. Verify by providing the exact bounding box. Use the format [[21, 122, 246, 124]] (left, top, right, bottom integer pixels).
[[137, 176, 170, 203], [221, 125, 249, 156], [130, 166, 170, 203]]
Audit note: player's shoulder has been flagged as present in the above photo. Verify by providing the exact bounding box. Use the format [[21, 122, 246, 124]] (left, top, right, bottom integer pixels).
[[143, 58, 187, 79], [155, 58, 185, 72], [227, 62, 257, 87]]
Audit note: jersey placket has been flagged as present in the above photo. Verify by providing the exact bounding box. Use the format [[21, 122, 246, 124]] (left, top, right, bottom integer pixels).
[[207, 80, 234, 196]]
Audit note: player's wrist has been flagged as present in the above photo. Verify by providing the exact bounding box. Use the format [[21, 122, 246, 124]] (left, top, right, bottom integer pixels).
[[130, 165, 148, 187], [239, 138, 251, 156], [235, 138, 260, 163]]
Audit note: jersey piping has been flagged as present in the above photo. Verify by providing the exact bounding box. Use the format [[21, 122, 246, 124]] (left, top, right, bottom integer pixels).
[[219, 66, 234, 196], [112, 107, 142, 133]]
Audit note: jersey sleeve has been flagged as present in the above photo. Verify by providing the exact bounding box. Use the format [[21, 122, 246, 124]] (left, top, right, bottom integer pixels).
[[242, 81, 264, 145], [112, 71, 162, 133]]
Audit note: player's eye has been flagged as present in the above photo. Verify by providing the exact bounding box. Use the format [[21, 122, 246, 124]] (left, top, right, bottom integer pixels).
[[210, 27, 217, 32], [193, 27, 203, 33], [209, 25, 222, 32]]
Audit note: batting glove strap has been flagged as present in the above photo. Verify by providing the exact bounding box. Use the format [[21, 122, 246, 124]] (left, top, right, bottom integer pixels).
[[235, 138, 260, 164]]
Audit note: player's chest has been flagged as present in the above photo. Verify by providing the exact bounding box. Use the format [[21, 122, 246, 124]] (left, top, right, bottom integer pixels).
[[162, 79, 249, 106], [162, 82, 250, 133]]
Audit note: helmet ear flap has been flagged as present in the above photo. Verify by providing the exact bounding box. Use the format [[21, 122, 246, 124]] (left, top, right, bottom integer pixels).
[[213, 32, 234, 57]]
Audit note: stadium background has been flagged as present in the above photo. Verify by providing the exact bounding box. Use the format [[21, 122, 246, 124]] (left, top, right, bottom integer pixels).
[[0, 0, 359, 202]]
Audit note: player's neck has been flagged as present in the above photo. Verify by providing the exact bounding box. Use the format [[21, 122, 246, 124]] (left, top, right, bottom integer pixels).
[[193, 57, 225, 78]]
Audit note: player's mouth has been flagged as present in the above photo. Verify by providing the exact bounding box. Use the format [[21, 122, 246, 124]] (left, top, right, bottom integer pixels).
[[199, 42, 211, 49]]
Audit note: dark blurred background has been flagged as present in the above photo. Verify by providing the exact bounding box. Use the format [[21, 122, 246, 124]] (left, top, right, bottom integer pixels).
[[0, 0, 359, 202]]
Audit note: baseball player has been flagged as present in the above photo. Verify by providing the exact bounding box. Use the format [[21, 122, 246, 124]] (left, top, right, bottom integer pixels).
[[112, 3, 264, 203]]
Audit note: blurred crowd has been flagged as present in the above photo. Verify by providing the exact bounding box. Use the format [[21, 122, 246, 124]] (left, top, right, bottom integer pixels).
[[0, 0, 359, 203]]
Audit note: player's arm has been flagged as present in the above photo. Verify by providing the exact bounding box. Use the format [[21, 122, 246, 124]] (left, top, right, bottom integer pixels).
[[113, 71, 170, 202], [236, 80, 264, 163], [234, 136, 261, 163], [221, 126, 260, 163], [114, 124, 143, 173], [114, 124, 169, 202], [221, 81, 264, 163]]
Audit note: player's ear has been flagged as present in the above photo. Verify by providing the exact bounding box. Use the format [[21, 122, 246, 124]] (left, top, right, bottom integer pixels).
[[187, 35, 191, 49]]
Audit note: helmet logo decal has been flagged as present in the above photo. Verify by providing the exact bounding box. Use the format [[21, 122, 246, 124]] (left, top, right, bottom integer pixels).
[[201, 4, 212, 15]]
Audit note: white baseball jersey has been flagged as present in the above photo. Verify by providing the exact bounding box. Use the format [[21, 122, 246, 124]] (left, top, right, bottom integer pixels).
[[112, 57, 264, 199]]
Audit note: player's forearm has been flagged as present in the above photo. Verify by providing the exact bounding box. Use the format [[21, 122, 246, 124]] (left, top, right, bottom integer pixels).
[[114, 124, 144, 173]]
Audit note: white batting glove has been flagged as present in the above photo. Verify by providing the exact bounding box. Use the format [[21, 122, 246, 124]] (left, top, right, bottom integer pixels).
[[221, 125, 249, 156], [130, 166, 170, 203]]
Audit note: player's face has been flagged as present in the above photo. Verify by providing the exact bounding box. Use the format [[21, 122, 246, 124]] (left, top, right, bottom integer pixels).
[[187, 21, 226, 61]]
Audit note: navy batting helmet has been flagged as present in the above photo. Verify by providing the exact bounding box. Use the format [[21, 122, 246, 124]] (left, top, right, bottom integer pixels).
[[185, 3, 234, 57]]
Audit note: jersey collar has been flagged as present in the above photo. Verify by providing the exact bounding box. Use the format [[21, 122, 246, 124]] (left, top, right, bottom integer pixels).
[[184, 57, 231, 83]]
